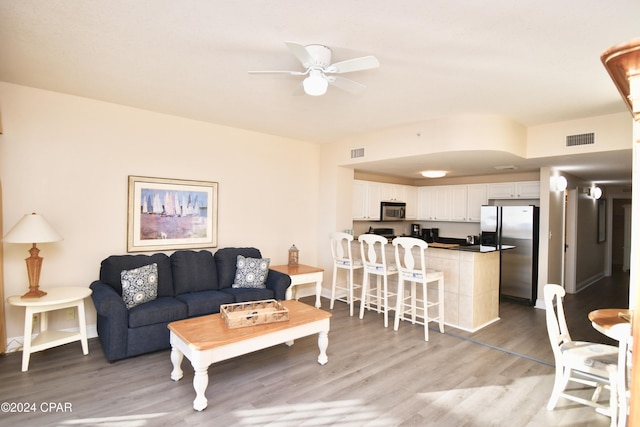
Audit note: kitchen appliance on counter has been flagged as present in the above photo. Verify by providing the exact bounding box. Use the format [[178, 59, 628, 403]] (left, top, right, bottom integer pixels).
[[480, 205, 539, 305], [370, 227, 396, 243], [380, 201, 406, 221], [421, 228, 439, 243], [411, 224, 421, 237]]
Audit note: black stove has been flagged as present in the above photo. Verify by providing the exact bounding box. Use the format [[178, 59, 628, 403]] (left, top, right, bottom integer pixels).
[[370, 227, 395, 242]]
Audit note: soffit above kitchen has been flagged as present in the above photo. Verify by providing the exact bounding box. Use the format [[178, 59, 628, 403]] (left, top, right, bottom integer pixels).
[[0, 1, 637, 184]]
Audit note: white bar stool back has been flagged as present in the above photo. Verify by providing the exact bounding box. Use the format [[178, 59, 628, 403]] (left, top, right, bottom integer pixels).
[[392, 237, 444, 341], [358, 234, 398, 327], [329, 232, 363, 316]]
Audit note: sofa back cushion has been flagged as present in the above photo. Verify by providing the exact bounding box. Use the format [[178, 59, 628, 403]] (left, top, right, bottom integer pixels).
[[171, 250, 219, 295], [214, 247, 261, 289], [99, 253, 174, 297]]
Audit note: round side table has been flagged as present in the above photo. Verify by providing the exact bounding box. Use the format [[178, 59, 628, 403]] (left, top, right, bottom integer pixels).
[[7, 286, 92, 372]]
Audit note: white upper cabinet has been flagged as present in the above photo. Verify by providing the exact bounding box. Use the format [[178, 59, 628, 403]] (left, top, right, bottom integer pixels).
[[380, 183, 405, 202], [487, 181, 540, 199], [449, 185, 468, 221], [418, 186, 451, 220], [466, 184, 488, 222], [419, 184, 487, 223], [355, 179, 538, 222], [353, 180, 383, 220], [404, 185, 418, 220]]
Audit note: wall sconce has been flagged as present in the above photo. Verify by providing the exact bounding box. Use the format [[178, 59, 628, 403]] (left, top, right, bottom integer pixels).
[[550, 175, 567, 192], [582, 186, 603, 199]]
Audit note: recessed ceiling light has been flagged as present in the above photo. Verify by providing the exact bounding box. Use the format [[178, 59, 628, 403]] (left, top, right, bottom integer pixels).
[[421, 170, 446, 178]]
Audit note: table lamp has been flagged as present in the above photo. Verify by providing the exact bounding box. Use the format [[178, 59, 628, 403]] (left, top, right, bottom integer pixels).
[[3, 213, 63, 298]]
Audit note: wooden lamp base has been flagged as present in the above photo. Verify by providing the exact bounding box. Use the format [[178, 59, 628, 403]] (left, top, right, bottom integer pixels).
[[21, 244, 47, 299]]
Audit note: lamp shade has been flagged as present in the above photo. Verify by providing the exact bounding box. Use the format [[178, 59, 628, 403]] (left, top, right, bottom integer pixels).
[[3, 213, 63, 244]]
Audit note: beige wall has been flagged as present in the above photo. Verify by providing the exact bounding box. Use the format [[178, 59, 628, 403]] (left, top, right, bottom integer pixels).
[[0, 82, 321, 344], [527, 113, 632, 158]]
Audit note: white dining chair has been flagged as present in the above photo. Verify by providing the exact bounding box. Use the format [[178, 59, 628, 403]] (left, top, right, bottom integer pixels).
[[544, 284, 619, 420], [392, 236, 444, 341], [329, 232, 363, 316], [608, 322, 632, 427], [358, 233, 397, 327]]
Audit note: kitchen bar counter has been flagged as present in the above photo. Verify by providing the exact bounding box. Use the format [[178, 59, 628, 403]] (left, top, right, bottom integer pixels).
[[453, 244, 516, 253], [351, 238, 502, 332]]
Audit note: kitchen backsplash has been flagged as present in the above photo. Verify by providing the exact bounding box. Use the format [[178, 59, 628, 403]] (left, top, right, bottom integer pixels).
[[352, 220, 481, 239]]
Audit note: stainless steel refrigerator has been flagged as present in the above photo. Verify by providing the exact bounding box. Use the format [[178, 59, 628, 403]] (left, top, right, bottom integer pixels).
[[480, 205, 539, 305]]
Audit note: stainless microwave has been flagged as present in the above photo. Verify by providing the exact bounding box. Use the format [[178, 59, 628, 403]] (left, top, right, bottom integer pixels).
[[380, 201, 406, 221]]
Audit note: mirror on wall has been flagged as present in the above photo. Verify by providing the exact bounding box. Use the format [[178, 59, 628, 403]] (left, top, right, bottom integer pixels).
[[597, 199, 606, 243]]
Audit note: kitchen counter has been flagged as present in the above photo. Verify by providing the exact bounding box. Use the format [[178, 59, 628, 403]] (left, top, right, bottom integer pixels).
[[452, 244, 516, 253], [351, 238, 501, 332]]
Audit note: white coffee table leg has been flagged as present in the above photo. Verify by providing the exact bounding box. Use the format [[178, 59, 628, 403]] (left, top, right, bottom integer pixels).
[[315, 278, 322, 308], [192, 365, 209, 411], [170, 346, 184, 381], [317, 330, 329, 365]]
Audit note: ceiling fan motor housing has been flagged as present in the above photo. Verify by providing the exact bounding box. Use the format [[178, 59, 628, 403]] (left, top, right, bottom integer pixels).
[[305, 44, 332, 68]]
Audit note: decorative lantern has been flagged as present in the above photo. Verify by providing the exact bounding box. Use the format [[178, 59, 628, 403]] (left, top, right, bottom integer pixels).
[[288, 244, 299, 266]]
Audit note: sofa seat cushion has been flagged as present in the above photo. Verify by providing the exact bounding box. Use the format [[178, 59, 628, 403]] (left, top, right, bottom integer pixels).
[[176, 290, 235, 318], [128, 297, 187, 328], [222, 287, 275, 303], [171, 250, 219, 294]]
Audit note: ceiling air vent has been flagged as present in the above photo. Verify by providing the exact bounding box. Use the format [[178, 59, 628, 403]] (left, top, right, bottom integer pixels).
[[566, 132, 595, 147], [351, 148, 365, 159]]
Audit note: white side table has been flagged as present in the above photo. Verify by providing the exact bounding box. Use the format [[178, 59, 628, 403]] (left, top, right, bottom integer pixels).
[[7, 286, 92, 372], [270, 264, 324, 308]]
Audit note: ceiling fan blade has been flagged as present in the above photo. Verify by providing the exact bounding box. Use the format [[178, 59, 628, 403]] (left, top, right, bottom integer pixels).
[[325, 56, 380, 74], [248, 70, 307, 76], [327, 75, 367, 94], [284, 41, 314, 68]]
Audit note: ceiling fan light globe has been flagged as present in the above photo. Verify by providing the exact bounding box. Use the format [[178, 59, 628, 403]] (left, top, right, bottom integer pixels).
[[303, 73, 328, 96]]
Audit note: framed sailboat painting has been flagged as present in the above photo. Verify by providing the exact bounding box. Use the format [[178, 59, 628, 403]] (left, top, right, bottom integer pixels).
[[127, 176, 218, 252]]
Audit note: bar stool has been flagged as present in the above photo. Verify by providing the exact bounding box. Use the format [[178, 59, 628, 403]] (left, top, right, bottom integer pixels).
[[329, 232, 363, 316], [392, 236, 444, 341], [358, 234, 397, 327]]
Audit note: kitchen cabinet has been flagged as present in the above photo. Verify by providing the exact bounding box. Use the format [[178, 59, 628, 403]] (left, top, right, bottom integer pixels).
[[418, 186, 451, 220], [450, 185, 468, 221], [466, 184, 487, 222], [487, 181, 540, 199], [352, 180, 383, 220], [404, 186, 418, 220], [354, 180, 417, 220], [419, 184, 486, 222], [380, 183, 405, 202]]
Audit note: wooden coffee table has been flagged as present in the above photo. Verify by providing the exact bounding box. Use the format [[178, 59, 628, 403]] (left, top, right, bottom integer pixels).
[[168, 300, 331, 411]]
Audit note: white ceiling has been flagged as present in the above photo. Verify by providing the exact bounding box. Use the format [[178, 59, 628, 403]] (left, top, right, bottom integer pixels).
[[0, 1, 637, 184]]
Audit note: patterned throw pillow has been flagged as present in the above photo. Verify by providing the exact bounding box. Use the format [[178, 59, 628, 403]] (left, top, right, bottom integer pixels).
[[121, 263, 158, 309], [232, 255, 270, 289]]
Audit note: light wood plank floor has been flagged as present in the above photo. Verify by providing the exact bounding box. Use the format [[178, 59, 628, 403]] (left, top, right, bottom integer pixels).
[[0, 268, 629, 426]]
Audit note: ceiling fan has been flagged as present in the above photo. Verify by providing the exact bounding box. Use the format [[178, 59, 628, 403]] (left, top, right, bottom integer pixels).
[[249, 41, 380, 96]]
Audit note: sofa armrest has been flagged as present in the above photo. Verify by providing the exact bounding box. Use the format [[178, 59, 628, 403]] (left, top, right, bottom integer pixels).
[[266, 269, 291, 300], [89, 280, 129, 361]]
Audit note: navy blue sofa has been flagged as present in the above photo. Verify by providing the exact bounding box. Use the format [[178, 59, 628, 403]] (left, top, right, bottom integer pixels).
[[90, 247, 291, 362]]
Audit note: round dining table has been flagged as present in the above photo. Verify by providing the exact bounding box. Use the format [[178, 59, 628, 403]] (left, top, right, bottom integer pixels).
[[588, 308, 631, 340]]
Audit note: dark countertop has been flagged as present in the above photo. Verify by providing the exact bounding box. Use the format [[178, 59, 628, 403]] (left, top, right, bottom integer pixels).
[[452, 244, 516, 253]]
